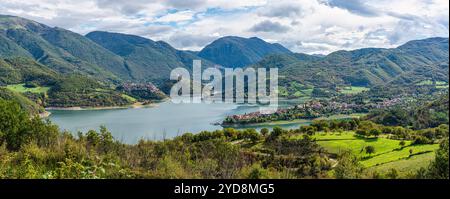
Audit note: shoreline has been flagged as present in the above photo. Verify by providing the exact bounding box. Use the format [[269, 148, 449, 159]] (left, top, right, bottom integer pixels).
[[221, 119, 313, 128], [39, 111, 52, 118], [43, 97, 300, 112], [43, 100, 167, 112], [220, 113, 366, 128]]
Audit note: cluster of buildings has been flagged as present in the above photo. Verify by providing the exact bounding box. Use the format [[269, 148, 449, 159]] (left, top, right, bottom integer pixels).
[[375, 98, 402, 108], [225, 96, 406, 124], [120, 82, 161, 93]]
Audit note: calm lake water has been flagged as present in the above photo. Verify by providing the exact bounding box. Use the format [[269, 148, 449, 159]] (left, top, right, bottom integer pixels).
[[49, 99, 310, 144]]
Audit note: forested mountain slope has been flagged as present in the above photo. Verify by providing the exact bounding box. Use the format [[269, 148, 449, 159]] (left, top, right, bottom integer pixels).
[[198, 36, 292, 68], [86, 31, 214, 83], [251, 37, 449, 88]]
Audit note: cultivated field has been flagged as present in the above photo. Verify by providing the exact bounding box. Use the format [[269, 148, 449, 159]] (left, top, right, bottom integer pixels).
[[306, 132, 438, 175], [5, 84, 50, 94]]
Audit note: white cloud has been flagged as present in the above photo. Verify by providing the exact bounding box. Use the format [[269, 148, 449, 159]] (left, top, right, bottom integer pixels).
[[0, 0, 448, 54], [156, 11, 195, 23], [250, 20, 291, 33]]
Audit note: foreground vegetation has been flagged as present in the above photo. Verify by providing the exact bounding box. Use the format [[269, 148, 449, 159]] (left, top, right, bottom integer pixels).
[[0, 99, 448, 179]]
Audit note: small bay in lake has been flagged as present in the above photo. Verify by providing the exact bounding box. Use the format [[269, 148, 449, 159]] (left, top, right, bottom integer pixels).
[[49, 99, 311, 144]]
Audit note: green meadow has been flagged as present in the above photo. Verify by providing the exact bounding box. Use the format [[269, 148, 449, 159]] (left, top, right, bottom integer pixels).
[[339, 86, 370, 94], [367, 152, 435, 175], [121, 94, 137, 102], [416, 80, 449, 89], [361, 144, 438, 167], [315, 134, 411, 157], [301, 132, 439, 175], [416, 80, 447, 86], [5, 84, 50, 94]]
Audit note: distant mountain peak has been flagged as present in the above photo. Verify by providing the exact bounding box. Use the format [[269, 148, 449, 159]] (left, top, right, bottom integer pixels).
[[198, 36, 292, 68]]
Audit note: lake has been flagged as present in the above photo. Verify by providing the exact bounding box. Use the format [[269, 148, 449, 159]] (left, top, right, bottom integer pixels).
[[49, 99, 311, 144]]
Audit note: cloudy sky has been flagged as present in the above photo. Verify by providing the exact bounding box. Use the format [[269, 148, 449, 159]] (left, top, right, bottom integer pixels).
[[1, 0, 448, 54]]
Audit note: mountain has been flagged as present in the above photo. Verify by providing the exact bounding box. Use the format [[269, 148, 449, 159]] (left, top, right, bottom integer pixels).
[[86, 31, 214, 83], [1, 15, 448, 104], [0, 15, 127, 81], [198, 36, 292, 68], [0, 57, 58, 86], [0, 57, 137, 108], [262, 37, 450, 88], [0, 15, 214, 85], [253, 53, 322, 69]]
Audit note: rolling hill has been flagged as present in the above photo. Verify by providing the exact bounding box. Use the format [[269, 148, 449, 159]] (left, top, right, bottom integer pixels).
[[252, 37, 449, 89], [0, 57, 136, 108]]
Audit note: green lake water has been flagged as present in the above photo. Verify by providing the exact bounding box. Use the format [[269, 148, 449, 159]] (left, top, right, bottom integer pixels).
[[49, 99, 311, 144]]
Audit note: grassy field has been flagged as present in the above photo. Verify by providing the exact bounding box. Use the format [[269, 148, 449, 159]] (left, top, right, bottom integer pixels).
[[416, 80, 449, 89], [367, 152, 435, 175], [317, 138, 409, 157], [296, 131, 439, 175], [416, 80, 448, 85], [280, 81, 315, 98], [5, 84, 50, 94], [121, 94, 137, 102], [361, 144, 438, 167], [340, 86, 370, 94], [436, 85, 449, 89]]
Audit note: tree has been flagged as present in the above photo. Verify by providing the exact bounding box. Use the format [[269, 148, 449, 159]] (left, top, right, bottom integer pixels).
[[334, 150, 364, 179], [86, 130, 100, 147], [299, 126, 317, 135], [1, 99, 59, 151], [413, 136, 431, 145], [312, 120, 329, 132], [427, 138, 449, 179], [243, 129, 261, 144], [369, 129, 381, 138], [409, 149, 414, 157], [99, 126, 114, 153], [260, 128, 269, 137], [246, 164, 269, 179], [0, 100, 31, 150], [365, 146, 375, 156], [386, 168, 399, 179], [223, 128, 238, 140], [382, 127, 393, 134], [355, 129, 367, 137], [399, 140, 406, 148], [266, 126, 284, 142]]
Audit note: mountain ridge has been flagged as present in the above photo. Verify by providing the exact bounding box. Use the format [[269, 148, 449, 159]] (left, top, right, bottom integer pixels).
[[198, 36, 292, 68], [86, 30, 216, 83], [1, 15, 449, 97], [264, 37, 449, 89]]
